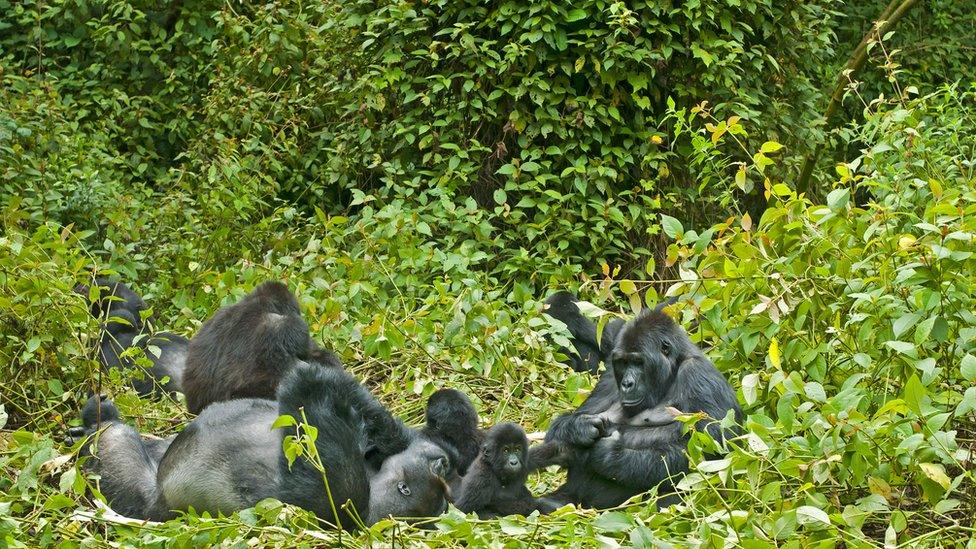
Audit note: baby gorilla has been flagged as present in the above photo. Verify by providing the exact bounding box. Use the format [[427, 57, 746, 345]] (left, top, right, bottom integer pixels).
[[455, 423, 558, 518]]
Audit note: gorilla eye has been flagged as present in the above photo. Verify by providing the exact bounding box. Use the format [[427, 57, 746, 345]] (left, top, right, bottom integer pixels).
[[397, 481, 411, 496], [661, 340, 672, 356]]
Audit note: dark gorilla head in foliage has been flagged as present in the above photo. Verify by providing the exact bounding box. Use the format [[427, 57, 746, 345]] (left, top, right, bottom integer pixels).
[[611, 310, 688, 417], [75, 278, 149, 332]]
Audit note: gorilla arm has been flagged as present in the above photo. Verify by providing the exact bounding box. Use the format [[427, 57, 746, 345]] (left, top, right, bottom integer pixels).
[[586, 422, 689, 491], [661, 356, 742, 444], [542, 370, 618, 447], [587, 357, 739, 490]]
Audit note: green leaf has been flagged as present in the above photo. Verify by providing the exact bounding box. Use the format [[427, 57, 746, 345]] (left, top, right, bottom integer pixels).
[[955, 387, 976, 416], [760, 141, 784, 154], [742, 373, 759, 406], [619, 280, 637, 295], [660, 214, 683, 239], [272, 415, 297, 429], [493, 189, 507, 205], [884, 340, 916, 356], [892, 313, 920, 338], [594, 511, 633, 532], [644, 257, 656, 276], [796, 505, 830, 526], [566, 9, 587, 22], [961, 354, 976, 381], [826, 188, 850, 211], [903, 374, 925, 415], [496, 164, 516, 175]]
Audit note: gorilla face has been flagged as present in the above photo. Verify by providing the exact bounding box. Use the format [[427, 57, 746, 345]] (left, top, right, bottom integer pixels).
[[367, 439, 450, 524], [611, 311, 682, 417], [482, 423, 528, 485]]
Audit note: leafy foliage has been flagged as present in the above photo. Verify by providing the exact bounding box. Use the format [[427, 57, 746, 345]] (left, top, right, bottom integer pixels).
[[0, 0, 974, 546]]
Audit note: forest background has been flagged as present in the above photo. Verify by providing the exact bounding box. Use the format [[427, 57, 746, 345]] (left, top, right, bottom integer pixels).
[[1, 0, 975, 546]]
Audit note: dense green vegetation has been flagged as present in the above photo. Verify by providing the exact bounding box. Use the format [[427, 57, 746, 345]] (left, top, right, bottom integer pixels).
[[1, 0, 974, 546]]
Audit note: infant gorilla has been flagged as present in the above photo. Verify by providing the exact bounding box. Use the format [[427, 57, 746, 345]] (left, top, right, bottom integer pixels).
[[455, 423, 559, 518]]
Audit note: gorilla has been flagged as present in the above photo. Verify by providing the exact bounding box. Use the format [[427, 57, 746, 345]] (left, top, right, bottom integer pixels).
[[182, 281, 341, 414], [77, 278, 188, 397], [76, 278, 149, 329], [67, 363, 451, 528], [419, 388, 484, 478], [543, 291, 624, 373], [530, 308, 741, 509], [455, 423, 559, 518]]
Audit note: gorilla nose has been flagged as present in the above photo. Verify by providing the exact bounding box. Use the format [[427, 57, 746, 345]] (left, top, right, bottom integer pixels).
[[508, 456, 520, 467], [430, 456, 449, 477], [621, 378, 635, 391]]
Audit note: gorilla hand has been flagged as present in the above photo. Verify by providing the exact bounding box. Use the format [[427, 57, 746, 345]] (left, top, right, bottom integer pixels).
[[569, 414, 612, 446]]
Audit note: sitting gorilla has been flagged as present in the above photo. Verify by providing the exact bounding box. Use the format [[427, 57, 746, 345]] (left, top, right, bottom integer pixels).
[[543, 291, 624, 373], [419, 388, 484, 478], [530, 308, 741, 509], [67, 363, 451, 528], [182, 281, 341, 414], [76, 278, 188, 397], [455, 423, 559, 518]]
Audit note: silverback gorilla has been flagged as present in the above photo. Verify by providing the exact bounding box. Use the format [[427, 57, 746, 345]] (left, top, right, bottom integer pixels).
[[531, 307, 742, 508], [76, 278, 188, 397], [182, 281, 341, 414], [67, 363, 451, 527]]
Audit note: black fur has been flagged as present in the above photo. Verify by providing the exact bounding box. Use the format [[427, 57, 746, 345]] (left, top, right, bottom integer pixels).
[[278, 366, 451, 526], [76, 278, 149, 330], [182, 281, 342, 414], [532, 309, 741, 509], [419, 389, 484, 477], [543, 291, 625, 373], [455, 423, 558, 518], [65, 394, 174, 518], [69, 367, 449, 526], [77, 278, 188, 397]]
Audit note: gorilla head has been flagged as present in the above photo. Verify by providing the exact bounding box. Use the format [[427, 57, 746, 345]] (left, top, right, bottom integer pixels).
[[76, 278, 149, 330], [482, 423, 528, 485], [368, 438, 451, 524], [611, 310, 685, 417]]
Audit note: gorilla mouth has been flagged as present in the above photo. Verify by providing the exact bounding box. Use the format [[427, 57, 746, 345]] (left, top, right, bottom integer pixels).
[[621, 398, 645, 409]]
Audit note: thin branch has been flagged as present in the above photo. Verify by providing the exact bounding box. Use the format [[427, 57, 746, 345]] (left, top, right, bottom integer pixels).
[[796, 0, 920, 195]]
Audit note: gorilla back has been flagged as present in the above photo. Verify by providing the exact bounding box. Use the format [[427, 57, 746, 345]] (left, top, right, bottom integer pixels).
[[182, 281, 339, 414]]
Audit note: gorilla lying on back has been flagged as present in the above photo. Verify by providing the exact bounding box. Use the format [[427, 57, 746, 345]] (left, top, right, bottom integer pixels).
[[531, 308, 741, 509], [76, 278, 188, 397], [68, 363, 451, 527], [182, 281, 341, 414], [543, 291, 624, 374], [455, 423, 559, 518]]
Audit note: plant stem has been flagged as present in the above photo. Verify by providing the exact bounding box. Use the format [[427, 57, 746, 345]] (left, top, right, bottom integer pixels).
[[796, 0, 920, 195]]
